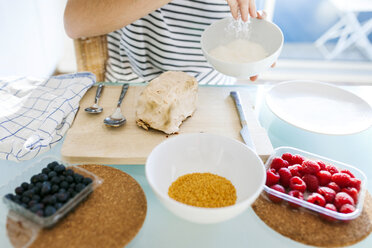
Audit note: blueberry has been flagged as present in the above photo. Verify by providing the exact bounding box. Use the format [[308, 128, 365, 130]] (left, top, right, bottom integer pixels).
[[59, 175, 65, 181], [59, 188, 66, 193], [14, 195, 21, 201], [39, 173, 48, 182], [69, 183, 76, 189], [36, 210, 44, 217], [30, 203, 44, 213], [27, 183, 35, 190], [35, 182, 43, 188], [48, 171, 57, 179], [65, 169, 74, 176], [56, 192, 69, 203], [42, 195, 57, 205], [54, 164, 66, 174], [66, 175, 74, 183], [21, 203, 28, 209], [28, 200, 38, 208], [47, 161, 59, 170], [41, 182, 52, 195], [5, 193, 14, 201], [83, 177, 93, 185], [51, 176, 61, 185], [54, 202, 63, 210], [23, 189, 34, 198], [30, 175, 39, 184], [60, 181, 69, 189], [51, 184, 59, 193], [74, 174, 83, 183], [15, 186, 24, 195], [21, 196, 31, 204], [42, 167, 51, 174], [44, 206, 57, 217], [33, 185, 41, 194], [67, 188, 75, 194], [32, 195, 41, 202], [21, 182, 29, 190], [75, 183, 85, 192]]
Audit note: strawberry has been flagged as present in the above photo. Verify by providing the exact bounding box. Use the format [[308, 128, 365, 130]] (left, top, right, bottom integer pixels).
[[268, 184, 285, 203], [334, 192, 355, 210], [331, 173, 352, 188], [327, 182, 341, 193], [339, 204, 356, 214], [307, 193, 326, 207], [270, 157, 289, 171], [317, 161, 326, 170], [266, 169, 280, 187], [291, 154, 305, 165], [289, 176, 306, 193], [317, 187, 336, 203], [302, 174, 319, 192], [340, 169, 355, 178], [349, 178, 362, 192], [302, 160, 321, 175], [288, 190, 304, 208], [341, 187, 358, 203], [288, 164, 303, 177], [317, 170, 332, 186], [326, 164, 339, 174], [321, 203, 337, 222], [278, 167, 292, 188], [281, 153, 293, 164]]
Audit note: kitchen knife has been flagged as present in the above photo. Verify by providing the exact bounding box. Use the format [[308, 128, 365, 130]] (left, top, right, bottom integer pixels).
[[230, 91, 256, 151]]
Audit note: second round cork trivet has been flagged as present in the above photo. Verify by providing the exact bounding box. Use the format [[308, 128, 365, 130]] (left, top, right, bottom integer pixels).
[[252, 192, 372, 247], [7, 164, 147, 248]]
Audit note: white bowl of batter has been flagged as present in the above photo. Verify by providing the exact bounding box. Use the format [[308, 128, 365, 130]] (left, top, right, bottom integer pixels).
[[201, 17, 283, 79]]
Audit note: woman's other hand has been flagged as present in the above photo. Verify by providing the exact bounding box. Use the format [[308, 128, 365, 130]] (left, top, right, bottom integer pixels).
[[250, 10, 276, 81]]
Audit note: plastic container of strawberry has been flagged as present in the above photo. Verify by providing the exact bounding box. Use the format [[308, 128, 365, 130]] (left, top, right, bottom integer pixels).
[[263, 146, 367, 222]]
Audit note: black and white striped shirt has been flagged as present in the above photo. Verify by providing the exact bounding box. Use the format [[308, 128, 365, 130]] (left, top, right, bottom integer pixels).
[[105, 0, 234, 84]]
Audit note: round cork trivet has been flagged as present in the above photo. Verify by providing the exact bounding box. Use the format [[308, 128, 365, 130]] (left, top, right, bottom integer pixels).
[[6, 165, 147, 248], [252, 192, 372, 247]]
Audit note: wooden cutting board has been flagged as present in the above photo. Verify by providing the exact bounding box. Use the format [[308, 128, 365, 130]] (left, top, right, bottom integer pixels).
[[61, 85, 273, 165]]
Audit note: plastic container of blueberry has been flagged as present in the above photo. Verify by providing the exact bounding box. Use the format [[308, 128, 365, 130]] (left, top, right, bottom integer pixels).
[[263, 146, 367, 222], [1, 156, 103, 228]]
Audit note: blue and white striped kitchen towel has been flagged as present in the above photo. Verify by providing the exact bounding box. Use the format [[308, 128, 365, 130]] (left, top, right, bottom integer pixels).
[[0, 72, 95, 161]]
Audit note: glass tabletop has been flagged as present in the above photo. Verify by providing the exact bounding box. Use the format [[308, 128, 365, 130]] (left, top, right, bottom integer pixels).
[[0, 84, 371, 248]]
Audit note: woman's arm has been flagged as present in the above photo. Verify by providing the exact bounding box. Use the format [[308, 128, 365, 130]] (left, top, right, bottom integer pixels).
[[64, 0, 172, 39]]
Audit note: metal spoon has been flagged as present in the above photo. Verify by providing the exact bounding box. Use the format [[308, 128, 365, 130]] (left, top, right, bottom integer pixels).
[[104, 83, 129, 127], [85, 83, 104, 114]]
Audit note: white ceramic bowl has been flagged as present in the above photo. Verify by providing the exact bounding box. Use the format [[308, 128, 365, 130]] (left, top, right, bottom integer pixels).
[[201, 17, 283, 78], [145, 133, 266, 224]]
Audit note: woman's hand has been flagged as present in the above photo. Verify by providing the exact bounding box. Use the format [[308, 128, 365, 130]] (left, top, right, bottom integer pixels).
[[250, 11, 276, 81], [226, 0, 256, 22]]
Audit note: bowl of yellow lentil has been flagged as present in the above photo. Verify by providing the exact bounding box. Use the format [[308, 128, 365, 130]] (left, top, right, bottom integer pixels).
[[145, 133, 266, 224]]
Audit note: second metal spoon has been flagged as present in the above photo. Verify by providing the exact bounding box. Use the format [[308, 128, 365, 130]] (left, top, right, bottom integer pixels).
[[104, 83, 129, 127]]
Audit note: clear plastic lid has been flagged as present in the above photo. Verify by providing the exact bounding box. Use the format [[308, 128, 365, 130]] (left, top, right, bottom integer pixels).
[[1, 156, 103, 229], [264, 146, 367, 221]]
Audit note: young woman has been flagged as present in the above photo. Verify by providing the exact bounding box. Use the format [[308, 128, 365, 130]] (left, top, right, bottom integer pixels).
[[64, 0, 263, 84]]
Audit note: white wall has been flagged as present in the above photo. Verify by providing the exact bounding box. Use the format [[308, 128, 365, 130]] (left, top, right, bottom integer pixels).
[[0, 0, 67, 77]]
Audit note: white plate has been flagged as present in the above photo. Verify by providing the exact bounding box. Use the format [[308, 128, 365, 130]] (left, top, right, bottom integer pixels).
[[266, 80, 372, 135]]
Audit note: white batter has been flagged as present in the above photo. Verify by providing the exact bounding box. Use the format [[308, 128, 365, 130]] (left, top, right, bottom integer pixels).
[[209, 39, 268, 63]]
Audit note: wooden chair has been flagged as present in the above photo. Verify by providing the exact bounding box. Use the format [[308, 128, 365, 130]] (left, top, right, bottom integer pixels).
[[74, 35, 108, 82]]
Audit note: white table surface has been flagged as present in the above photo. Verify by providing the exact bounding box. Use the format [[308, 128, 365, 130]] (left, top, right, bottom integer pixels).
[[0, 84, 371, 248]]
